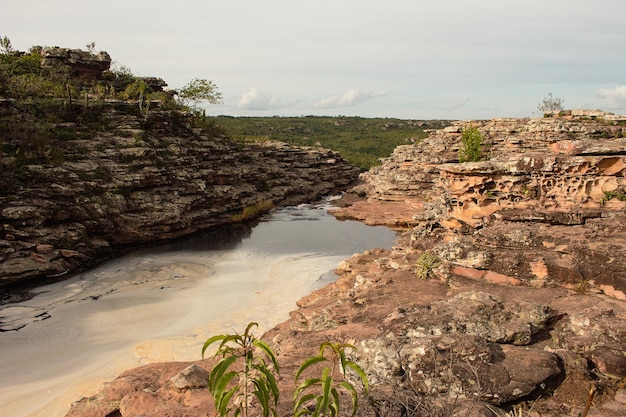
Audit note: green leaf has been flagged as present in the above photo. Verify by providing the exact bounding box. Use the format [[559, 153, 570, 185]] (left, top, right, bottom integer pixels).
[[202, 334, 227, 359], [339, 381, 359, 417], [208, 355, 238, 391], [320, 368, 333, 416], [345, 361, 369, 392], [295, 356, 327, 382], [255, 365, 280, 405], [214, 370, 238, 403], [213, 372, 235, 412], [244, 321, 259, 336], [294, 377, 322, 398], [252, 380, 270, 417], [253, 339, 280, 372], [330, 388, 340, 417], [293, 393, 317, 417]]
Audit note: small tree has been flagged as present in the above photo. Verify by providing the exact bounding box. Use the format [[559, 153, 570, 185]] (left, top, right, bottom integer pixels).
[[178, 78, 223, 109], [537, 93, 564, 113], [0, 36, 13, 54], [458, 125, 483, 163]]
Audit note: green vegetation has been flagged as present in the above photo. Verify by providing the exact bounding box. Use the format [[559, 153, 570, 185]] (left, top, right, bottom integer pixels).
[[178, 78, 223, 109], [458, 125, 484, 163], [231, 199, 274, 222], [537, 93, 564, 114], [202, 322, 280, 417], [414, 251, 442, 279], [202, 323, 369, 417], [293, 342, 368, 417], [601, 189, 626, 205], [212, 116, 450, 170], [0, 37, 225, 182]]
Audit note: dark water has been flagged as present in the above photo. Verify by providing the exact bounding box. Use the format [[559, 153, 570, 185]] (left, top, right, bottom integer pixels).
[[152, 199, 396, 255]]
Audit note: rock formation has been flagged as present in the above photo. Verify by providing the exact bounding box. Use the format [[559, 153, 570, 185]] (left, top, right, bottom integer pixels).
[[341, 110, 626, 298], [66, 111, 626, 417], [0, 100, 359, 293], [41, 47, 112, 80]]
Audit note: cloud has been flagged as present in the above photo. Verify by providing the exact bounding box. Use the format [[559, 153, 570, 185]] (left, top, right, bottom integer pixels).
[[439, 96, 470, 112], [237, 87, 296, 110], [314, 89, 387, 109], [597, 86, 626, 109]]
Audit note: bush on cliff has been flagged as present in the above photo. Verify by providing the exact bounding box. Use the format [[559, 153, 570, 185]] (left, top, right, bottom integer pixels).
[[458, 125, 484, 163], [537, 93, 564, 114]]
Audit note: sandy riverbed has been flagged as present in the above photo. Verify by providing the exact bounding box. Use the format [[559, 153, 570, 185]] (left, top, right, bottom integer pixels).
[[0, 204, 396, 417]]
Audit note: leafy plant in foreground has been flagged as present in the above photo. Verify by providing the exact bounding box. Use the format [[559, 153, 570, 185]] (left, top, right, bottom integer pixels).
[[293, 342, 369, 417], [202, 322, 280, 417]]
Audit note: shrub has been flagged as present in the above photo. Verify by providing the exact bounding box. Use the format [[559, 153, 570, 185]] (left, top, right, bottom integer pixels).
[[415, 251, 442, 279], [178, 78, 223, 109], [231, 199, 274, 222], [458, 125, 483, 163], [537, 93, 564, 113]]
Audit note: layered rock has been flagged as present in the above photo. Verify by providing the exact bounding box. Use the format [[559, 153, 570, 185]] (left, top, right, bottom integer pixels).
[[65, 111, 626, 417], [339, 111, 626, 298], [0, 102, 359, 291], [41, 47, 112, 80]]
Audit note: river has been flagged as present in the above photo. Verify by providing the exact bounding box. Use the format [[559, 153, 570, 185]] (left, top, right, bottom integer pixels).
[[0, 198, 396, 417]]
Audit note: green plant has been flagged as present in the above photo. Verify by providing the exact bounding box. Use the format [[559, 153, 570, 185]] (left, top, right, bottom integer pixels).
[[458, 125, 483, 163], [574, 278, 591, 295], [202, 322, 280, 417], [414, 251, 442, 279], [231, 199, 274, 222], [537, 93, 564, 113], [178, 78, 223, 109], [211, 116, 448, 171], [601, 190, 626, 206], [0, 35, 13, 54], [293, 342, 369, 417]]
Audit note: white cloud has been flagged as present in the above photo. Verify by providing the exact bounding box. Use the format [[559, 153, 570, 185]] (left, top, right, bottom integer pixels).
[[597, 86, 626, 109], [237, 87, 297, 110], [314, 89, 387, 109]]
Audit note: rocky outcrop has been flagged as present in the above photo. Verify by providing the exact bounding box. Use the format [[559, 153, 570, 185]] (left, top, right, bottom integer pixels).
[[65, 111, 626, 417], [0, 102, 359, 291], [339, 111, 626, 298], [41, 47, 112, 80]]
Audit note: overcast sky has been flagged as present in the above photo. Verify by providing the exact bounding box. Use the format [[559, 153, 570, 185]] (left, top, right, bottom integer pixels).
[[3, 0, 626, 119]]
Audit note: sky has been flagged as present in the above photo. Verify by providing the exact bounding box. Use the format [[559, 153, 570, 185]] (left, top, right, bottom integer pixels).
[[3, 0, 626, 119]]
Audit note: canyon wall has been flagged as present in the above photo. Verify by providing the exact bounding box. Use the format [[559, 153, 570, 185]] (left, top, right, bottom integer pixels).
[[0, 102, 359, 290]]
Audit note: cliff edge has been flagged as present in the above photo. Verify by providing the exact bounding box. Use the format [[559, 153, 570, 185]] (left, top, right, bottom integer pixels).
[[67, 111, 626, 417]]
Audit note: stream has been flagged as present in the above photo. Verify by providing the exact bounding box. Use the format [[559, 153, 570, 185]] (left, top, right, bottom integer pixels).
[[0, 198, 396, 417]]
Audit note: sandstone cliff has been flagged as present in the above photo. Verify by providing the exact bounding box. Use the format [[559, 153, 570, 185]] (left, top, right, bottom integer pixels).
[[0, 100, 359, 292], [342, 110, 626, 298], [66, 111, 626, 417]]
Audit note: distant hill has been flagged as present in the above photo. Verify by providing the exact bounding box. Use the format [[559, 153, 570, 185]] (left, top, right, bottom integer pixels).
[[211, 116, 452, 170]]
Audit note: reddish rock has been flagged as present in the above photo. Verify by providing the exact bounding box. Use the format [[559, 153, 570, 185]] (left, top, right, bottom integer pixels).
[[66, 112, 626, 417]]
